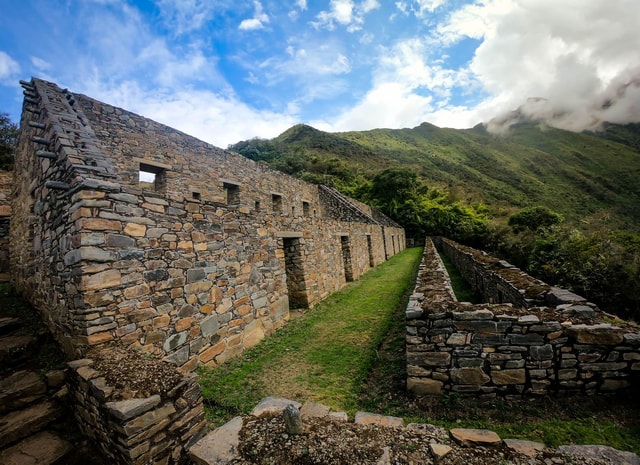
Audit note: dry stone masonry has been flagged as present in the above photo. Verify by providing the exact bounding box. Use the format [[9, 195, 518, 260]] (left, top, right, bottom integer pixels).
[[406, 237, 640, 398], [3, 77, 404, 464], [8, 77, 404, 368], [0, 170, 11, 276]]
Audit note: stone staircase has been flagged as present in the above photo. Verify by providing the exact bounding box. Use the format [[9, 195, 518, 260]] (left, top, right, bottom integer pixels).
[[0, 286, 106, 465]]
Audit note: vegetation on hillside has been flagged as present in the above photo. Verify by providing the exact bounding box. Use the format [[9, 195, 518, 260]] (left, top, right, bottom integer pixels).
[[230, 122, 640, 320], [0, 113, 18, 170]]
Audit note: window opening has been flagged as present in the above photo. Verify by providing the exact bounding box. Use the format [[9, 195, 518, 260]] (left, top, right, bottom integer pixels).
[[302, 201, 310, 217], [223, 182, 240, 205], [272, 194, 283, 213], [139, 163, 166, 191]]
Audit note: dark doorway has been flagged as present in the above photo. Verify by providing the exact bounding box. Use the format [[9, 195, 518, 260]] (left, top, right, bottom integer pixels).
[[340, 236, 354, 282], [366, 235, 374, 268], [282, 237, 309, 308]]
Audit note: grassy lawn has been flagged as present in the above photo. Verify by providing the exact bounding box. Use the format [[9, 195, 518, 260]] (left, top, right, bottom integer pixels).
[[198, 246, 640, 454], [198, 246, 424, 424]]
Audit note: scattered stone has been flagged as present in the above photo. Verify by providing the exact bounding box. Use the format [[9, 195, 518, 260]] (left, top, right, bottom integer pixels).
[[376, 446, 391, 465], [354, 411, 404, 428], [250, 397, 301, 417], [283, 404, 303, 435], [189, 416, 243, 465], [504, 438, 546, 457], [558, 444, 640, 465], [300, 401, 331, 419], [429, 443, 452, 462], [449, 428, 501, 447]]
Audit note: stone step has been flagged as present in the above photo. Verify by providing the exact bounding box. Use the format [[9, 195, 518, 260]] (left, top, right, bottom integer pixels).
[[0, 400, 62, 447], [0, 317, 22, 336], [0, 430, 72, 465], [0, 334, 36, 367], [0, 370, 47, 414]]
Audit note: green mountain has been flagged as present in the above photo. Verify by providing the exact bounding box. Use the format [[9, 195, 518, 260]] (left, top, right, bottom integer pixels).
[[231, 121, 640, 231]]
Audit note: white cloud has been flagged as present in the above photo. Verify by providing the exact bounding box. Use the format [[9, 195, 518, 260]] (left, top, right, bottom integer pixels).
[[0, 51, 20, 84], [92, 81, 296, 147], [239, 1, 270, 31], [155, 0, 222, 34], [314, 82, 434, 131], [30, 56, 52, 71], [442, 0, 640, 131], [313, 0, 380, 32]]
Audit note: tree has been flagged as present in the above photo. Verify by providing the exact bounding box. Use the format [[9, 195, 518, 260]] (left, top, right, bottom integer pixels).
[[508, 206, 563, 233], [0, 113, 18, 170]]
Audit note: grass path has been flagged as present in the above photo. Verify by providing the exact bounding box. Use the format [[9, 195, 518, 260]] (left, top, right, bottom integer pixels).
[[198, 247, 424, 425]]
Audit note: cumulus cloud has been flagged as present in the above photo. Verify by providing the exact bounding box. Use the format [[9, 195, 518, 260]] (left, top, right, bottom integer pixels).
[[313, 0, 381, 32], [239, 1, 270, 31], [0, 51, 20, 84], [438, 0, 640, 132], [92, 81, 296, 147], [156, 0, 222, 34]]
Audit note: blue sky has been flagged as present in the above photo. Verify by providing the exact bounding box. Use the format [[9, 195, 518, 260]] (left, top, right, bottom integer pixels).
[[1, 0, 639, 147]]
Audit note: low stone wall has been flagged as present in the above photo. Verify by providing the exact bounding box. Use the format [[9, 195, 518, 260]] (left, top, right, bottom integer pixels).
[[407, 238, 640, 398], [67, 348, 206, 465], [0, 170, 11, 274], [433, 237, 585, 307]]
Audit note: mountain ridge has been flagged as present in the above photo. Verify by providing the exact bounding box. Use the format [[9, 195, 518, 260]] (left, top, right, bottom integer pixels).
[[230, 120, 640, 231]]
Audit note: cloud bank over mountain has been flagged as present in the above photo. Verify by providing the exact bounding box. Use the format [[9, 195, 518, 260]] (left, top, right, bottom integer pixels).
[[0, 0, 638, 146]]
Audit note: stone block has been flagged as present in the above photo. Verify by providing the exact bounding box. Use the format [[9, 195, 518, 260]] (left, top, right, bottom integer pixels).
[[407, 352, 451, 367], [250, 397, 301, 417], [163, 331, 189, 352], [189, 416, 243, 465], [407, 377, 443, 396], [354, 412, 403, 428], [450, 428, 501, 447], [451, 367, 490, 386], [106, 395, 161, 421], [530, 344, 554, 361], [491, 369, 526, 385], [122, 403, 176, 436], [81, 269, 121, 291], [566, 324, 625, 345], [503, 439, 545, 457]]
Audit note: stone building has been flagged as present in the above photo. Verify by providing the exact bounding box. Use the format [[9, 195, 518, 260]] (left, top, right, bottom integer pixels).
[[4, 77, 405, 371]]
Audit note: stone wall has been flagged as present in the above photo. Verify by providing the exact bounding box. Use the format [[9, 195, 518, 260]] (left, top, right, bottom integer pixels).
[[10, 78, 405, 369], [66, 349, 205, 464], [433, 237, 586, 308], [0, 170, 11, 274], [406, 238, 640, 398]]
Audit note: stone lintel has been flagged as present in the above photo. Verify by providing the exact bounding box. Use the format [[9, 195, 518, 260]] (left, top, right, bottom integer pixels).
[[277, 231, 303, 238]]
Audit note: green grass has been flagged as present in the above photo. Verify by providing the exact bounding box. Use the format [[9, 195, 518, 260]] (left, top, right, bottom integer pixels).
[[198, 246, 424, 425], [438, 253, 483, 303], [197, 246, 640, 454]]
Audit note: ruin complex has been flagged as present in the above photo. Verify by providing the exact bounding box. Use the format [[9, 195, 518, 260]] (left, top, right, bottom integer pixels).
[[1, 77, 405, 369]]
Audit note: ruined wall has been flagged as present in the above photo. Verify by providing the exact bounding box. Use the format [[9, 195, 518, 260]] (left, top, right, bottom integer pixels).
[[0, 170, 11, 274], [11, 78, 405, 370], [406, 238, 640, 398], [67, 350, 205, 465]]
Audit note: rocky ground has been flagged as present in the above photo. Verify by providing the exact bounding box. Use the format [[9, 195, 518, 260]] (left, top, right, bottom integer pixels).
[[190, 398, 640, 465]]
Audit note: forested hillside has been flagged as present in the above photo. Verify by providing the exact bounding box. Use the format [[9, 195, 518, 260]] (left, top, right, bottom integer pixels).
[[230, 121, 640, 320]]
